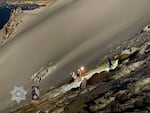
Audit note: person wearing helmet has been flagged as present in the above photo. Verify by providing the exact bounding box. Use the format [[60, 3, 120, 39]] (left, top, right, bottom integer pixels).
[[80, 66, 85, 74]]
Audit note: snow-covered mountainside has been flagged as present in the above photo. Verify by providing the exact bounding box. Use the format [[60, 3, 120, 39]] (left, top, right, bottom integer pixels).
[[11, 27, 150, 113]]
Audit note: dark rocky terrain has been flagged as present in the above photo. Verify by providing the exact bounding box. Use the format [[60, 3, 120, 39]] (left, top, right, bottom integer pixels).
[[1, 7, 23, 43], [11, 30, 150, 113], [0, 3, 45, 29]]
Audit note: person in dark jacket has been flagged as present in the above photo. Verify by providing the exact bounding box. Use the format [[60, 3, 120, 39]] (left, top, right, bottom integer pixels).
[[107, 57, 112, 68]]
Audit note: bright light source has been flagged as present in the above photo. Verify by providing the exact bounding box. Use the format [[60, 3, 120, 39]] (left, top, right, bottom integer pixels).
[[80, 66, 85, 70]]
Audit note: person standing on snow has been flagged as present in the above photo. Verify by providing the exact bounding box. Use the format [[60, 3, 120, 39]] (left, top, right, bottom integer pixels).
[[107, 57, 112, 68], [77, 69, 82, 77], [71, 72, 77, 79]]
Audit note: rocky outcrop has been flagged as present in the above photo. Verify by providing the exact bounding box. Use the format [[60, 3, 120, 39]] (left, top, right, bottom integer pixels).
[[143, 24, 150, 32], [87, 36, 150, 113], [1, 7, 23, 44], [87, 72, 113, 85], [6, 0, 55, 6]]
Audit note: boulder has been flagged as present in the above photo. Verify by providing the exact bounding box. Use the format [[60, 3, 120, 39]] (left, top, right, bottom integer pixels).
[[87, 72, 112, 85], [80, 78, 87, 89]]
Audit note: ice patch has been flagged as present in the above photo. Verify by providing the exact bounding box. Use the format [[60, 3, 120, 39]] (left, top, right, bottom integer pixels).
[[48, 81, 81, 98], [143, 24, 150, 32], [82, 59, 119, 80]]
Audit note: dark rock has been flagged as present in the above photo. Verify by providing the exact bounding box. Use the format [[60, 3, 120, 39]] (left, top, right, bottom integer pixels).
[[115, 91, 129, 104], [80, 78, 87, 89], [134, 98, 145, 108], [87, 72, 113, 85], [38, 111, 45, 113], [111, 100, 123, 112]]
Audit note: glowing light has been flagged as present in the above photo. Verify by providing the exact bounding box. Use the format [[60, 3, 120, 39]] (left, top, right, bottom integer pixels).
[[80, 66, 85, 70]]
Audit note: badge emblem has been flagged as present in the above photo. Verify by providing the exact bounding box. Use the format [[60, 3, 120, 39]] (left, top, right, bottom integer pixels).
[[10, 86, 27, 104]]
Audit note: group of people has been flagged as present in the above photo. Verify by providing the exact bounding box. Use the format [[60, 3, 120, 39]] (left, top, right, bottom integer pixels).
[[70, 57, 113, 82], [70, 66, 86, 81]]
